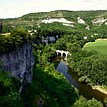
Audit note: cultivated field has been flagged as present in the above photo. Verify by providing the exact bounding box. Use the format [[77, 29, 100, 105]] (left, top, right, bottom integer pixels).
[[83, 39, 107, 56]]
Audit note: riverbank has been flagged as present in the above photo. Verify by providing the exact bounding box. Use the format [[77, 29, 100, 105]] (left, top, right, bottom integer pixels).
[[57, 60, 107, 96], [54, 60, 107, 103], [67, 65, 107, 103], [92, 86, 107, 95], [67, 64, 107, 96]]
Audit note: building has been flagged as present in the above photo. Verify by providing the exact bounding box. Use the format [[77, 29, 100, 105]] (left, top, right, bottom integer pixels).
[[0, 20, 2, 33]]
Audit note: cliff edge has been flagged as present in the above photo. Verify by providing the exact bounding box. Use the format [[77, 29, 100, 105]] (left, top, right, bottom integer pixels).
[[0, 41, 34, 85]]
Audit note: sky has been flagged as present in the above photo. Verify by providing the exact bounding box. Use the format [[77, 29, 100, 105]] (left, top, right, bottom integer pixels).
[[0, 0, 107, 18]]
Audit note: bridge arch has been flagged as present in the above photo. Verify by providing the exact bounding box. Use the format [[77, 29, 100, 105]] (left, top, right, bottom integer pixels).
[[56, 50, 71, 60]]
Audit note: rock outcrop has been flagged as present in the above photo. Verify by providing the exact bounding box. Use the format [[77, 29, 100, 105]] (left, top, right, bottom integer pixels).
[[0, 41, 34, 85]]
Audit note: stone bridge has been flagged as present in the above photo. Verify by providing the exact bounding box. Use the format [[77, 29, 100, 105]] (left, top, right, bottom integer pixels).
[[56, 50, 71, 60]]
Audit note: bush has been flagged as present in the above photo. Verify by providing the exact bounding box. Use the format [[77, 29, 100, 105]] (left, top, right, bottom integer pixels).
[[0, 28, 29, 54]]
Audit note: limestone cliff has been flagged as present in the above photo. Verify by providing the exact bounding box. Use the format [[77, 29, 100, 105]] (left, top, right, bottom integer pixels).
[[0, 41, 34, 84]]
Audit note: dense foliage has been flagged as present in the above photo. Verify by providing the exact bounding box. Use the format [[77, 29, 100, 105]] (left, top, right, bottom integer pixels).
[[0, 29, 29, 54], [42, 23, 107, 87], [21, 41, 79, 107], [0, 61, 23, 107], [71, 55, 107, 85], [22, 26, 104, 106], [22, 63, 79, 107], [73, 96, 103, 107]]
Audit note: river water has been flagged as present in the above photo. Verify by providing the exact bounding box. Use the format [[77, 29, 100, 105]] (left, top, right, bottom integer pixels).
[[56, 61, 78, 88], [56, 61, 107, 103]]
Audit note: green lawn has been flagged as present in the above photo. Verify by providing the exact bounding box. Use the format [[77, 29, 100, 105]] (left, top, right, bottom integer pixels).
[[83, 39, 107, 56]]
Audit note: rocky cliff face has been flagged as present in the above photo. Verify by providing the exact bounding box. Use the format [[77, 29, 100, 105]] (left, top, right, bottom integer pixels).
[[0, 41, 34, 85]]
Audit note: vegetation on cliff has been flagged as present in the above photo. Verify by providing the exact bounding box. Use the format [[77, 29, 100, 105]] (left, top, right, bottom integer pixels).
[[0, 61, 23, 107], [0, 29, 29, 54]]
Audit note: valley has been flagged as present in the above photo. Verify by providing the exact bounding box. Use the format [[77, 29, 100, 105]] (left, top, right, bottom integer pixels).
[[0, 10, 107, 107]]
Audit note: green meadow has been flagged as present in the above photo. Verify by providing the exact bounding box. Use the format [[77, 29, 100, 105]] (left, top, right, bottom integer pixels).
[[83, 39, 107, 56]]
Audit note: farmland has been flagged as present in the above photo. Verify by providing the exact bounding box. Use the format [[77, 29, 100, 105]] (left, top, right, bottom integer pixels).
[[83, 39, 107, 56]]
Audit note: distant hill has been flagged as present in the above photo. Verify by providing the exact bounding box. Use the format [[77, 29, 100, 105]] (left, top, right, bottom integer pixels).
[[1, 10, 107, 33]]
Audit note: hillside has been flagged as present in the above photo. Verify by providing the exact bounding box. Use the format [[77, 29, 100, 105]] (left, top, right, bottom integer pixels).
[[2, 10, 107, 33]]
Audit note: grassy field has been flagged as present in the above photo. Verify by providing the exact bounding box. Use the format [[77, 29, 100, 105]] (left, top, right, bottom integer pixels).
[[83, 39, 107, 56]]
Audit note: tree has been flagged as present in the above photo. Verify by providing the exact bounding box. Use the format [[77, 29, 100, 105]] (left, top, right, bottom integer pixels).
[[72, 96, 103, 107], [72, 55, 107, 85], [0, 92, 23, 107], [0, 60, 23, 107]]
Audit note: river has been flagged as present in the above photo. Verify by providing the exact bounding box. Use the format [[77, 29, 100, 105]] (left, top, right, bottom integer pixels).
[[56, 61, 107, 103], [56, 61, 78, 88]]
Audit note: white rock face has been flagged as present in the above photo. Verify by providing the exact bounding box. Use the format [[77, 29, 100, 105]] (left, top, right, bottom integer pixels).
[[41, 18, 74, 24], [0, 42, 34, 84], [77, 17, 85, 24], [84, 36, 87, 39], [92, 17, 107, 25], [105, 22, 107, 25], [85, 25, 90, 30], [63, 23, 74, 27]]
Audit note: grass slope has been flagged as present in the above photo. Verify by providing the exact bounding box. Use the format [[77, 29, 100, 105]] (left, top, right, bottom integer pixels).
[[83, 39, 107, 56]]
